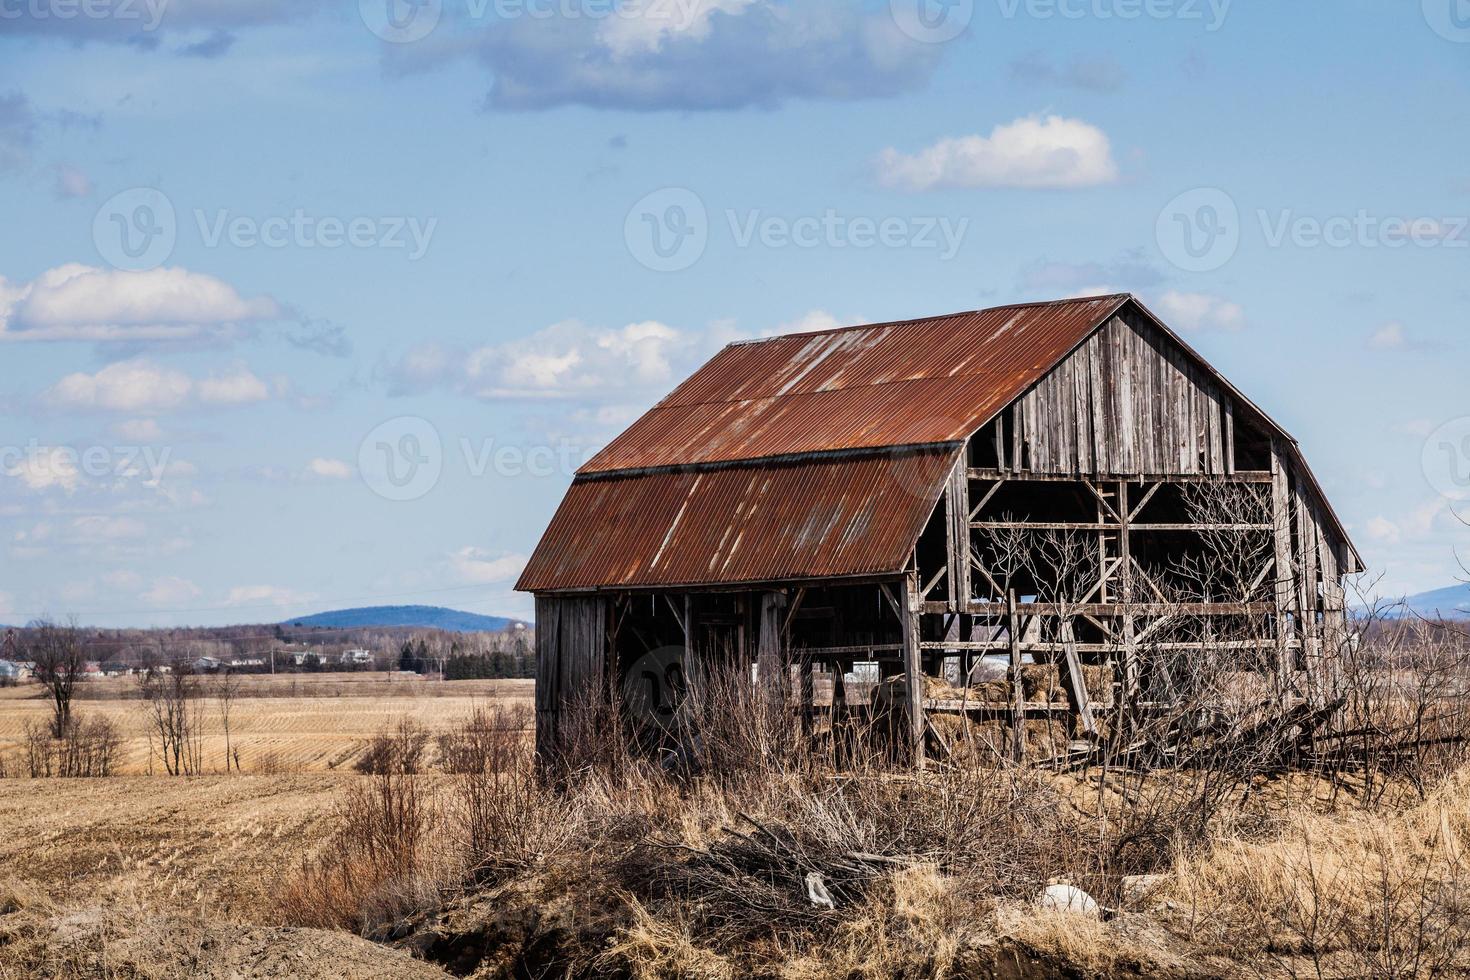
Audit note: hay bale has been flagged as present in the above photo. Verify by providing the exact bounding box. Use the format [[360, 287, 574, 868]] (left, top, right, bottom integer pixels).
[[1020, 664, 1066, 703], [1079, 664, 1115, 708]]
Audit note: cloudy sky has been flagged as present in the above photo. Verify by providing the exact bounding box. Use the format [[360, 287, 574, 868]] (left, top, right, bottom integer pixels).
[[1, 0, 1467, 627]]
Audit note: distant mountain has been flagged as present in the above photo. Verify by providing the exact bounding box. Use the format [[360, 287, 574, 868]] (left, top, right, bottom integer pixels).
[[283, 605, 529, 633], [1397, 584, 1470, 620]]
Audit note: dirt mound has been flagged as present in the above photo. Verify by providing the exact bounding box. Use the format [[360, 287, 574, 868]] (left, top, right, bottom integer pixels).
[[0, 906, 451, 979]]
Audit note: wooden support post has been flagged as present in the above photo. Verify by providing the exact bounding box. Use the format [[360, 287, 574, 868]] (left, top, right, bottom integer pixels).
[[945, 456, 972, 610], [756, 592, 785, 687], [902, 569, 926, 769], [1059, 620, 1097, 738], [1007, 589, 1024, 763], [1269, 444, 1297, 700]]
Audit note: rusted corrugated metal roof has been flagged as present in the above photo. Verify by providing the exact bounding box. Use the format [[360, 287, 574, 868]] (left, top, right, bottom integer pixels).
[[582, 294, 1128, 474], [515, 448, 960, 592], [521, 292, 1360, 591]]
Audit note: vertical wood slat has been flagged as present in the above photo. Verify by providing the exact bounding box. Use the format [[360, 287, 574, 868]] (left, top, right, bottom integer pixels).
[[1269, 443, 1297, 697]]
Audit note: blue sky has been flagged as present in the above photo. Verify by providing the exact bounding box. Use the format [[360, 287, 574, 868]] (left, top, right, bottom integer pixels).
[[1, 0, 1467, 627]]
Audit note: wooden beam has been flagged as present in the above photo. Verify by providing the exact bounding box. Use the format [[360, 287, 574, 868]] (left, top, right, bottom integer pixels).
[[972, 521, 1271, 532], [902, 569, 926, 769], [1059, 621, 1098, 737], [1269, 443, 1297, 699], [967, 468, 1273, 484], [924, 600, 1274, 616]]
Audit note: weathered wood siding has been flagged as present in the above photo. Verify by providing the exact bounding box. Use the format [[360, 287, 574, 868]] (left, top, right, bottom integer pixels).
[[1012, 311, 1231, 476], [534, 595, 607, 756]]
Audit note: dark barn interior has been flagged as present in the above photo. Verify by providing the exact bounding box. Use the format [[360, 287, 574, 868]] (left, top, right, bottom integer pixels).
[[518, 294, 1362, 767]]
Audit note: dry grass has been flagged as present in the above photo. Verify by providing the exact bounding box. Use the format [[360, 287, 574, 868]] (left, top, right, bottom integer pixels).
[[0, 676, 532, 774]]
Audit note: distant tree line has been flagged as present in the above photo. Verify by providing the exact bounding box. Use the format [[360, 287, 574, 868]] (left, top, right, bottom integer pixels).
[[398, 635, 535, 679]]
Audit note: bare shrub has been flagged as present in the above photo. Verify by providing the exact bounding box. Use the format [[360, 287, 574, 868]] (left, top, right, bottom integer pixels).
[[22, 716, 121, 778], [353, 717, 431, 775], [444, 705, 591, 888], [280, 767, 442, 933]]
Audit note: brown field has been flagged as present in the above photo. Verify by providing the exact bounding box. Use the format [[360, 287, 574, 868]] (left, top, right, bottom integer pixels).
[[0, 674, 533, 775]]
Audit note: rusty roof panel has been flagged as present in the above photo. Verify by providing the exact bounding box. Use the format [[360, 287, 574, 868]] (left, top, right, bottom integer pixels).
[[515, 448, 959, 592], [583, 295, 1128, 474]]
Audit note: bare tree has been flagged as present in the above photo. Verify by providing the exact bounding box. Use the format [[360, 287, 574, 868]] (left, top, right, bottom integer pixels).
[[143, 662, 205, 776], [215, 667, 240, 772], [29, 618, 85, 738]]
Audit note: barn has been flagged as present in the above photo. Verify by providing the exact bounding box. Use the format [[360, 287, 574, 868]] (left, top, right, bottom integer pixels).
[[517, 294, 1362, 764]]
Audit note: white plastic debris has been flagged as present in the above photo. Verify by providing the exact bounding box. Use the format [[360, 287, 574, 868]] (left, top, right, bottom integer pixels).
[[805, 872, 835, 909], [1036, 882, 1099, 916]]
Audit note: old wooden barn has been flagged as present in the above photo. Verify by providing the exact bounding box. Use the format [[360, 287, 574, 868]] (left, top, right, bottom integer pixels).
[[517, 293, 1362, 765]]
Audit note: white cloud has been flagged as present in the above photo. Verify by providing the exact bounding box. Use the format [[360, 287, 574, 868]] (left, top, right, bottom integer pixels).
[[45, 360, 194, 413], [876, 115, 1120, 192], [103, 570, 142, 590], [1153, 290, 1244, 332], [393, 319, 704, 401], [71, 515, 148, 541], [112, 418, 166, 441], [596, 0, 758, 58], [224, 584, 314, 608], [306, 457, 352, 480], [1367, 322, 1407, 350], [450, 547, 528, 584], [142, 576, 202, 605], [0, 264, 279, 344], [774, 310, 848, 335], [44, 359, 271, 413], [5, 447, 81, 492], [196, 364, 271, 404], [397, 0, 942, 112], [53, 164, 92, 199], [1365, 516, 1400, 545]]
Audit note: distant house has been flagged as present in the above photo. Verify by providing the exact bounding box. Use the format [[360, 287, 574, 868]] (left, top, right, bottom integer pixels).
[[340, 648, 374, 666], [193, 656, 222, 672], [0, 660, 21, 681], [229, 657, 266, 669]]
